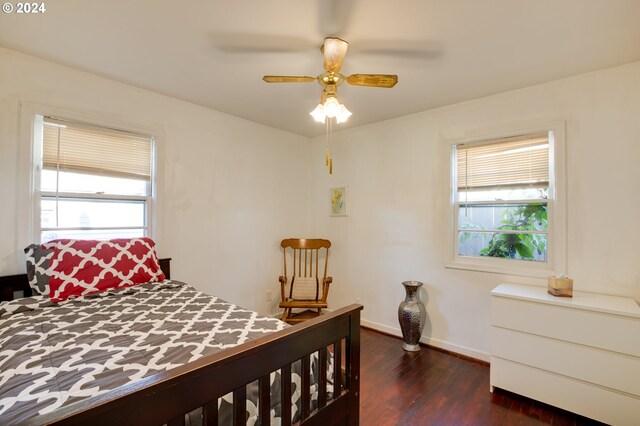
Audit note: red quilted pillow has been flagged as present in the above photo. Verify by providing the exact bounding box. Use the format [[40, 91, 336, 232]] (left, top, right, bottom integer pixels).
[[44, 237, 165, 302]]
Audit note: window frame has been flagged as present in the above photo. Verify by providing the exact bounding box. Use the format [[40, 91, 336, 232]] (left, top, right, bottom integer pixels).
[[444, 120, 566, 278], [18, 102, 163, 252]]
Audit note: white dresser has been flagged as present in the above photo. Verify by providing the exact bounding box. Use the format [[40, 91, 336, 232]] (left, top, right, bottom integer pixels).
[[491, 283, 640, 425]]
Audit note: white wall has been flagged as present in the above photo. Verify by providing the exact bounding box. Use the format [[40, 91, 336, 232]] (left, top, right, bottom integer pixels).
[[2, 45, 639, 362], [0, 47, 311, 314], [311, 61, 640, 360]]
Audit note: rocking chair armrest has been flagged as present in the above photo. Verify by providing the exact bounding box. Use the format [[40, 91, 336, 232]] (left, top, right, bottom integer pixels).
[[279, 275, 287, 301], [320, 276, 333, 303]]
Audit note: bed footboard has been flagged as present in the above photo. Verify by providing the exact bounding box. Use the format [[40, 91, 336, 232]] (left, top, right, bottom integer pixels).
[[28, 304, 363, 426]]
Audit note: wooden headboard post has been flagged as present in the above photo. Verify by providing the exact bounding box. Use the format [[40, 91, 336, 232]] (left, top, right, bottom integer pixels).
[[0, 258, 172, 302], [0, 274, 32, 301], [159, 258, 171, 280]]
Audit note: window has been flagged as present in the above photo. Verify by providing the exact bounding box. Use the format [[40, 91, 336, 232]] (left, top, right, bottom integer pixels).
[[446, 123, 566, 277], [34, 116, 155, 242]]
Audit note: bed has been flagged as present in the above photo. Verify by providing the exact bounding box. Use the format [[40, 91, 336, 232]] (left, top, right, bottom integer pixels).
[[0, 239, 362, 425]]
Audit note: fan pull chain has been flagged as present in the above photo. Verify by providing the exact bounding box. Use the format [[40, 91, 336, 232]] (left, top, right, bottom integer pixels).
[[328, 118, 333, 174], [325, 119, 330, 167]]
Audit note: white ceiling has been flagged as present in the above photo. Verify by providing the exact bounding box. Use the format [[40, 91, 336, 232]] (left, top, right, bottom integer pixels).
[[1, 0, 639, 137]]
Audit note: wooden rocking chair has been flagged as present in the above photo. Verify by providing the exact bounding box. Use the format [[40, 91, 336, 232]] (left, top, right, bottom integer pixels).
[[279, 238, 332, 324]]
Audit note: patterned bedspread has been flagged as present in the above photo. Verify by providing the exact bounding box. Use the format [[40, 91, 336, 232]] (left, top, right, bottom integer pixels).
[[0, 281, 327, 425]]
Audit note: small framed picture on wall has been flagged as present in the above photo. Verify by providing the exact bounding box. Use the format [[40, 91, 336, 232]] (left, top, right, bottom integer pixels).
[[330, 186, 347, 217]]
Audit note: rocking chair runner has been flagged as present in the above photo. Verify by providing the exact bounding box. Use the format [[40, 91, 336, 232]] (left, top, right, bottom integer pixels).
[[279, 238, 332, 324]]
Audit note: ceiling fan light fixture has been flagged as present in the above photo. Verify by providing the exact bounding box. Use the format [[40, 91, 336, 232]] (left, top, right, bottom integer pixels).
[[309, 93, 351, 124], [335, 104, 352, 123], [309, 104, 327, 123], [323, 96, 341, 118]]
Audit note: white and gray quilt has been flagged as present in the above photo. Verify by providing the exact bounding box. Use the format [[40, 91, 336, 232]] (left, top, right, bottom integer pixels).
[[0, 281, 331, 425]]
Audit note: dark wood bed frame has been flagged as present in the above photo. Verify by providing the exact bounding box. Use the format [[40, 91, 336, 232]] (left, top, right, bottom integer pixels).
[[1, 259, 363, 425]]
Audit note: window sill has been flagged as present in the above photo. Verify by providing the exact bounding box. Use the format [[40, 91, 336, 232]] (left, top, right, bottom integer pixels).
[[445, 256, 557, 278]]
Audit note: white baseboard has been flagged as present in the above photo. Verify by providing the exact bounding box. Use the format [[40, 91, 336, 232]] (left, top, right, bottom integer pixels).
[[361, 318, 491, 363], [271, 309, 489, 363]]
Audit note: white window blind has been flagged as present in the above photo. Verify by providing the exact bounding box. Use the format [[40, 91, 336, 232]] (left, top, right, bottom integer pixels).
[[43, 117, 152, 180], [457, 134, 549, 191], [37, 115, 154, 242]]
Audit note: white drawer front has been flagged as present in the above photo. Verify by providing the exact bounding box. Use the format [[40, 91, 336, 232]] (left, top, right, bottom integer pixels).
[[491, 357, 640, 426], [492, 326, 640, 396], [492, 296, 640, 357]]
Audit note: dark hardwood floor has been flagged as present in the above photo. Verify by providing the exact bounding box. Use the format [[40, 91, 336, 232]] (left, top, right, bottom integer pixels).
[[359, 328, 604, 426]]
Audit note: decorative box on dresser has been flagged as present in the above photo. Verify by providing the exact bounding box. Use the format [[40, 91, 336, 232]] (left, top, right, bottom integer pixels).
[[491, 283, 640, 426]]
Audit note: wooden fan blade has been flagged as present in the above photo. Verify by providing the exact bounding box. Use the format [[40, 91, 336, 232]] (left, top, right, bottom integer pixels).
[[263, 76, 316, 83], [322, 37, 349, 73], [346, 74, 398, 88]]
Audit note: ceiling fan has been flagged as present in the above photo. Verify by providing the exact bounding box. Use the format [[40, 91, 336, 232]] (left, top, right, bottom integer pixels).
[[263, 37, 398, 124], [262, 37, 398, 174]]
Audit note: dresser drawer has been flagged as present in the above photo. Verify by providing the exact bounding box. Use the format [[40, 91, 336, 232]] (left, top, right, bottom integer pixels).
[[492, 326, 640, 396], [491, 357, 640, 426], [492, 296, 640, 357]]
